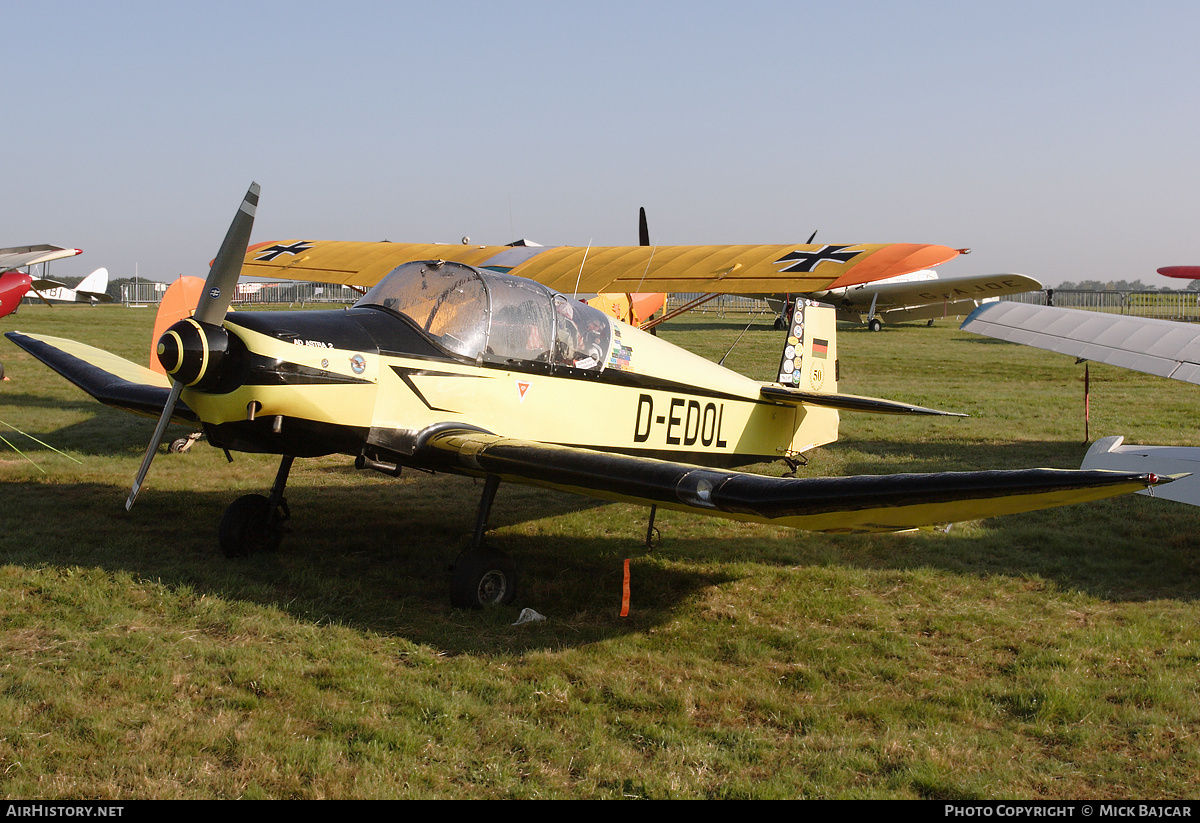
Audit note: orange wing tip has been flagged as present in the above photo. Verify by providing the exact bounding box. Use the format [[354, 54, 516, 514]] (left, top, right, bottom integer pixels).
[[827, 244, 961, 289]]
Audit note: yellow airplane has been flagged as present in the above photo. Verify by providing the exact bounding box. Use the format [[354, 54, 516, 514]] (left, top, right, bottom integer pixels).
[[6, 185, 1169, 608]]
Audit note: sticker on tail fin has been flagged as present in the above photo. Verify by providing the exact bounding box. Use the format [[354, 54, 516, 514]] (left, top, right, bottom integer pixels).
[[776, 300, 837, 391], [777, 299, 805, 386]]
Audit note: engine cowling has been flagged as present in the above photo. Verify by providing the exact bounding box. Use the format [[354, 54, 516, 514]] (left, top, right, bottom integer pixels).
[[156, 318, 233, 391]]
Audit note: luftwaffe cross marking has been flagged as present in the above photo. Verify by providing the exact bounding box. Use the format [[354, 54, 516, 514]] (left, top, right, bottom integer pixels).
[[774, 245, 864, 273], [254, 241, 315, 261]]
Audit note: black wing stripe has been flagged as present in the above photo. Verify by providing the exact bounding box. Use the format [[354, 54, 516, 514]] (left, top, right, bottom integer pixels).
[[5, 331, 197, 422], [416, 427, 1155, 520]]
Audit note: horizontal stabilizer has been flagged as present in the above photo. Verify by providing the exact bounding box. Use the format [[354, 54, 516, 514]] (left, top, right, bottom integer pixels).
[[1082, 435, 1200, 506], [5, 331, 196, 423], [413, 426, 1164, 533], [760, 384, 965, 416]]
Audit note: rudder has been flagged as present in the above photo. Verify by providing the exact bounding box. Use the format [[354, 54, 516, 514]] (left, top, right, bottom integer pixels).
[[776, 299, 838, 394]]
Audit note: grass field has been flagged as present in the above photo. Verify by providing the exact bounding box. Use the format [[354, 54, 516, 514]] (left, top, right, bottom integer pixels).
[[2, 304, 1198, 799]]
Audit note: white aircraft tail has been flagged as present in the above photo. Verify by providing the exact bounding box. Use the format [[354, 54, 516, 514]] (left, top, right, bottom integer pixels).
[[77, 267, 108, 293]]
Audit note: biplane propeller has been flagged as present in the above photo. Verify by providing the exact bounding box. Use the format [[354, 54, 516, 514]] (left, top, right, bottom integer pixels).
[[7, 185, 1171, 608]]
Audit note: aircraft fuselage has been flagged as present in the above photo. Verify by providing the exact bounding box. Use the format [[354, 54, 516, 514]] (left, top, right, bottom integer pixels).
[[186, 304, 837, 471]]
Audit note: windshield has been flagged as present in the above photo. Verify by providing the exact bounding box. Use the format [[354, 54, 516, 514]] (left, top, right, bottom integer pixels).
[[354, 260, 614, 370]]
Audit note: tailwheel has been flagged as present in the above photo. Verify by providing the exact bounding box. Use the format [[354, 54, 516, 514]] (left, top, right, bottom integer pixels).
[[450, 547, 517, 609], [218, 493, 286, 558], [169, 432, 203, 453]]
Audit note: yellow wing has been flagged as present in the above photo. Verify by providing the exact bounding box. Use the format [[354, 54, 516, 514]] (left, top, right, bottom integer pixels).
[[239, 240, 962, 294]]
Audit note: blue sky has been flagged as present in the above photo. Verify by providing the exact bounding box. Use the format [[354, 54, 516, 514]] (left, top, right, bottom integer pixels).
[[6, 1, 1200, 287]]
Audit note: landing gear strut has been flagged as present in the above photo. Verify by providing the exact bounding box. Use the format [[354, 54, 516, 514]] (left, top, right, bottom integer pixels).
[[219, 455, 292, 558], [450, 474, 517, 608]]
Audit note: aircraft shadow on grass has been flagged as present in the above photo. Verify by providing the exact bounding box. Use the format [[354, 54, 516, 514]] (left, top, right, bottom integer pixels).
[[0, 412, 180, 459], [1, 466, 1195, 655], [0, 390, 120, 416]]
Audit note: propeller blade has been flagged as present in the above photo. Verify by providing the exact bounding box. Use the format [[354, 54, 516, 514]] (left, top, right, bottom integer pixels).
[[125, 182, 259, 511], [194, 182, 259, 325], [125, 380, 185, 510], [639, 207, 649, 247], [807, 229, 818, 244]]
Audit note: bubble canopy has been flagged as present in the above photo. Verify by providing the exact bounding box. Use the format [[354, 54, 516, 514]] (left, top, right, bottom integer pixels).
[[354, 260, 615, 370]]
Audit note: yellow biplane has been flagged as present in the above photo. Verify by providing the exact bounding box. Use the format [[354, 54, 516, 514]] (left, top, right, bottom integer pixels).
[[6, 185, 1169, 607]]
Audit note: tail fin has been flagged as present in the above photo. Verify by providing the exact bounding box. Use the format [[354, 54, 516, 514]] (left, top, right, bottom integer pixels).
[[776, 299, 838, 394], [766, 299, 958, 415], [76, 267, 109, 295]]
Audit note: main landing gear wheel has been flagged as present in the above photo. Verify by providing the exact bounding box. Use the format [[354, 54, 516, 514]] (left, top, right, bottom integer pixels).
[[450, 548, 517, 609], [219, 493, 285, 558], [868, 318, 883, 332]]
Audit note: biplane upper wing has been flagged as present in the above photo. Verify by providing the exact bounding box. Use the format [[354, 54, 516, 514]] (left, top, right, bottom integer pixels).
[[960, 302, 1200, 384], [239, 239, 962, 295], [0, 245, 82, 272], [5, 331, 197, 422], [414, 427, 1164, 534]]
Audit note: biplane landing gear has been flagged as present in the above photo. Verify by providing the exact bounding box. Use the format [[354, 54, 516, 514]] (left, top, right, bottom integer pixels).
[[218, 455, 292, 558], [450, 474, 518, 609]]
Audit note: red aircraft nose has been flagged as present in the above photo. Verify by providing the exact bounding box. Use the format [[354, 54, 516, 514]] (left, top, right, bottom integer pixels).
[[0, 272, 32, 319]]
